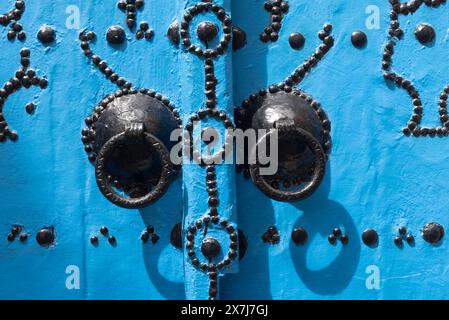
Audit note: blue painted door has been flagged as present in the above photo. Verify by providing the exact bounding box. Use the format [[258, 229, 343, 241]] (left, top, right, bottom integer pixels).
[[1, 0, 449, 300]]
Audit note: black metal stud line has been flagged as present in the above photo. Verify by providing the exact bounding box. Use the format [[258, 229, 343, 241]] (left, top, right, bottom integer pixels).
[[117, 0, 144, 30], [0, 49, 48, 143], [260, 0, 289, 43], [0, 0, 26, 41], [236, 24, 334, 186], [180, 0, 237, 300], [383, 0, 448, 137], [79, 31, 133, 89]]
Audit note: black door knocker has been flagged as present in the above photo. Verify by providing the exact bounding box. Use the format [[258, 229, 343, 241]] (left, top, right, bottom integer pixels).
[[79, 31, 182, 209], [235, 24, 334, 202]]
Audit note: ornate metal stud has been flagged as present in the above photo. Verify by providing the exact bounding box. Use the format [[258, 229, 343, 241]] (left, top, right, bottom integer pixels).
[[100, 226, 109, 236], [0, 48, 48, 143], [351, 30, 367, 48], [37, 25, 55, 44], [106, 25, 126, 45], [36, 227, 55, 247], [382, 1, 448, 137], [291, 227, 308, 245], [90, 235, 99, 245], [0, 1, 26, 41], [289, 32, 305, 50], [197, 21, 219, 44], [201, 238, 222, 259], [423, 223, 444, 244], [362, 229, 378, 247], [415, 23, 435, 45], [167, 20, 180, 45], [108, 235, 116, 245], [235, 24, 334, 202]]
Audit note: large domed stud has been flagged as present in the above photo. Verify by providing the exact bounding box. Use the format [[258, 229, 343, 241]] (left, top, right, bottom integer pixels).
[[197, 21, 219, 44], [201, 237, 221, 259]]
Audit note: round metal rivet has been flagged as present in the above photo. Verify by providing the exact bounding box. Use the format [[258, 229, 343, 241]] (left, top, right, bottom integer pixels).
[[36, 228, 55, 246], [37, 25, 55, 44], [423, 223, 444, 244], [197, 21, 218, 44], [415, 23, 435, 45], [289, 32, 305, 49], [291, 227, 308, 245], [351, 30, 367, 48], [201, 237, 221, 259], [100, 226, 109, 236], [362, 229, 378, 246]]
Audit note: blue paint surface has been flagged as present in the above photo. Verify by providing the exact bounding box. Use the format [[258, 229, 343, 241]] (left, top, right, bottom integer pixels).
[[0, 0, 448, 300]]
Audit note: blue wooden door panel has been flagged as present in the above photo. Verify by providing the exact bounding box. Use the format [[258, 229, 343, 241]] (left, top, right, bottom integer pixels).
[[0, 0, 186, 299], [221, 0, 449, 300]]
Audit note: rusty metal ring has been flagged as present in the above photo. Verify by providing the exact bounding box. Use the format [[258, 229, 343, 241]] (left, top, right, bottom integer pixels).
[[249, 126, 326, 202], [95, 131, 173, 209]]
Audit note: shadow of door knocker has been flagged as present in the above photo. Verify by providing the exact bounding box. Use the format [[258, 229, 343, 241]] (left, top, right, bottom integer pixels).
[[235, 24, 334, 202]]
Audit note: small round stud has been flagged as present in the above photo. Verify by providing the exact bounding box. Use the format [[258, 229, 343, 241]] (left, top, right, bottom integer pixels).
[[106, 25, 126, 45], [100, 226, 109, 236], [108, 235, 116, 245]]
